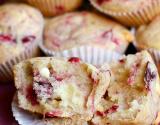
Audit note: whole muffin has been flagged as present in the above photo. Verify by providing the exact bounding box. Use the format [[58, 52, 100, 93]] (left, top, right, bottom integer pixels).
[[24, 0, 83, 17], [136, 15, 160, 50], [0, 4, 44, 82], [90, 0, 160, 26], [43, 12, 133, 54]]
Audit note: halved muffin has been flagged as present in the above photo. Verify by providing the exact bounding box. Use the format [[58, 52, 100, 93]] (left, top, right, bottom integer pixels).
[[13, 57, 111, 121], [91, 51, 160, 125]]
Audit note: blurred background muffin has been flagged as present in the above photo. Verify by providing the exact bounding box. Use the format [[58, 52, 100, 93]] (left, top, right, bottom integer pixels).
[[0, 3, 44, 82], [42, 11, 133, 55], [90, 0, 160, 27], [136, 15, 160, 50], [24, 0, 83, 17]]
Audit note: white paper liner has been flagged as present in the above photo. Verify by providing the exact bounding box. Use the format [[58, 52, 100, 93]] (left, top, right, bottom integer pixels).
[[39, 42, 121, 66], [90, 0, 160, 26], [0, 42, 40, 83], [12, 51, 122, 125], [12, 95, 48, 125]]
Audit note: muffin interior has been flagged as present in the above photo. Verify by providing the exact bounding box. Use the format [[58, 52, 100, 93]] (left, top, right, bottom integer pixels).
[[15, 57, 99, 120], [95, 51, 159, 122]]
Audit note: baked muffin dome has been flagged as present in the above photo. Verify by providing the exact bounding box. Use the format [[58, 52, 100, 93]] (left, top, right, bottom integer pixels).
[[136, 15, 160, 50], [91, 51, 160, 124], [43, 12, 133, 54], [0, 4, 44, 63]]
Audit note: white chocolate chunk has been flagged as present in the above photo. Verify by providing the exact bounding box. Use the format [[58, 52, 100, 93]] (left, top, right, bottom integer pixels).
[[40, 67, 50, 78]]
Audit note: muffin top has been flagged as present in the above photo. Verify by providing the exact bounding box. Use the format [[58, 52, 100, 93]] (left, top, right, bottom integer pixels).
[[0, 4, 44, 63], [136, 15, 160, 50], [91, 0, 153, 13], [44, 12, 133, 53]]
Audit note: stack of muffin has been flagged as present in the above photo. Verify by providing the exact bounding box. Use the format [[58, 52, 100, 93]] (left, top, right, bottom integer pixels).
[[0, 0, 160, 125]]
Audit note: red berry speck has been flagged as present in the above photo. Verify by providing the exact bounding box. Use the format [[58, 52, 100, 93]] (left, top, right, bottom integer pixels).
[[68, 57, 81, 63], [55, 5, 65, 14], [26, 85, 39, 106], [144, 61, 156, 91], [105, 105, 119, 114], [96, 105, 118, 117], [0, 34, 15, 43], [119, 59, 125, 63], [22, 35, 36, 44], [96, 111, 105, 117], [45, 110, 62, 117], [97, 0, 112, 5]]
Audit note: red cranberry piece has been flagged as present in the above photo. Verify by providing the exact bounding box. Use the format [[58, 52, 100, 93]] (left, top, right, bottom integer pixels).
[[144, 62, 156, 91], [0, 34, 15, 42], [50, 69, 72, 82], [45, 110, 62, 117], [119, 59, 125, 63], [68, 57, 81, 63], [96, 111, 105, 117], [54, 76, 64, 81], [96, 105, 118, 117], [105, 105, 119, 114], [22, 35, 36, 44], [26, 85, 39, 106], [101, 29, 112, 38], [55, 74, 72, 81], [97, 0, 112, 5], [55, 5, 65, 14]]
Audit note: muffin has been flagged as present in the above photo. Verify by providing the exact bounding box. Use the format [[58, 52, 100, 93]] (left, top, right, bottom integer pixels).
[[0, 4, 44, 82], [91, 51, 160, 124], [136, 15, 160, 50], [24, 0, 83, 17], [90, 0, 160, 26], [13, 57, 111, 121], [42, 11, 133, 56]]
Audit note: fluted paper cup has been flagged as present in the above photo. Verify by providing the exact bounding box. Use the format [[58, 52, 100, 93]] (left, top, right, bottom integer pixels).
[[25, 0, 83, 17], [12, 95, 47, 125], [40, 42, 121, 66], [0, 42, 40, 83], [90, 0, 160, 26]]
